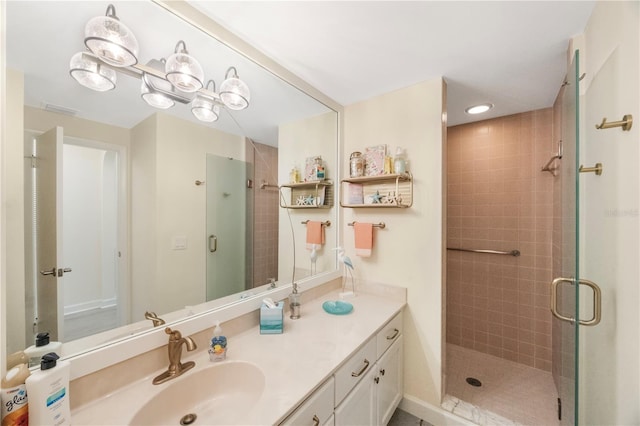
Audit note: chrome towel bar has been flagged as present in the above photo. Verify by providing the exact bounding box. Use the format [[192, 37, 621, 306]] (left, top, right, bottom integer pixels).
[[447, 247, 520, 257]]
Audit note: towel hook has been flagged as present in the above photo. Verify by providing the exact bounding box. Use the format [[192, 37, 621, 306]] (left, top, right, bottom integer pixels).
[[595, 114, 633, 131]]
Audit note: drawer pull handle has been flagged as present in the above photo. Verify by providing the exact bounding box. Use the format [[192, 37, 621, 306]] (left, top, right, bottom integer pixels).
[[351, 359, 370, 377], [312, 415, 320, 426], [386, 328, 400, 340]]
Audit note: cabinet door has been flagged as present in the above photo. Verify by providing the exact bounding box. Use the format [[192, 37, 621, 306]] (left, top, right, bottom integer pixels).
[[376, 335, 403, 426], [334, 365, 377, 426]]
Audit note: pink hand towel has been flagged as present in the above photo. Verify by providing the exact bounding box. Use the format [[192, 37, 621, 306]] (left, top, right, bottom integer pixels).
[[354, 222, 373, 257], [306, 221, 325, 250]]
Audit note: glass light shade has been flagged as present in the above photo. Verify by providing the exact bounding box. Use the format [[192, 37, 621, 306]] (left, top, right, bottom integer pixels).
[[165, 52, 204, 93], [220, 73, 250, 110], [192, 96, 220, 122], [69, 52, 116, 92], [141, 80, 174, 109], [84, 13, 138, 67]]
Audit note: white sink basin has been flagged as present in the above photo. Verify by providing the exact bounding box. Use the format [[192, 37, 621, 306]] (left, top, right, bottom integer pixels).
[[130, 361, 265, 425]]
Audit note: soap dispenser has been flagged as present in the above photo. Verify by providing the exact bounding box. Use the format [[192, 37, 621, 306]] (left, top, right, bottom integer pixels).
[[289, 282, 301, 319], [208, 321, 227, 362]]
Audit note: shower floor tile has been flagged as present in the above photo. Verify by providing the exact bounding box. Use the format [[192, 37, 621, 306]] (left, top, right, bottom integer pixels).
[[445, 343, 559, 426]]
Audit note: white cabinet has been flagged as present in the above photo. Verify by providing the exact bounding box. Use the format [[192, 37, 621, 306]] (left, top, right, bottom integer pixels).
[[376, 335, 403, 425], [282, 377, 335, 426], [283, 311, 404, 426], [335, 313, 403, 426], [334, 364, 377, 425]]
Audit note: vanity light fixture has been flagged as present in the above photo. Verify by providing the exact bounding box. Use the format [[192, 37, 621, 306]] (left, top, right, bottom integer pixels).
[[69, 52, 117, 92], [84, 4, 139, 67], [69, 6, 249, 118], [192, 80, 220, 122], [220, 67, 251, 110], [165, 40, 204, 93], [465, 103, 494, 115]]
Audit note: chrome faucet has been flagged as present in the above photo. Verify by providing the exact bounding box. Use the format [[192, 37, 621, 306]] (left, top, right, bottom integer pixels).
[[152, 327, 197, 385], [145, 311, 166, 327]]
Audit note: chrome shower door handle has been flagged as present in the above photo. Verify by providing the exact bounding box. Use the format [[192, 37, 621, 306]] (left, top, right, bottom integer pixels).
[[209, 235, 217, 253], [550, 277, 602, 326]]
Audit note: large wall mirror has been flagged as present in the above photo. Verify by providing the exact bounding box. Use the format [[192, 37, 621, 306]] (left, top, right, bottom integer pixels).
[[4, 1, 338, 361]]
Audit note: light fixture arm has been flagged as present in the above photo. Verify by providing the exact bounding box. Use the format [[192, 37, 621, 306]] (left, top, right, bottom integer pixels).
[[105, 4, 119, 20], [174, 40, 188, 54], [225, 66, 239, 79], [205, 79, 216, 92]]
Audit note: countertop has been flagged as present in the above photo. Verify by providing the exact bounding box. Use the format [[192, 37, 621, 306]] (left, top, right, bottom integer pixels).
[[71, 287, 406, 425]]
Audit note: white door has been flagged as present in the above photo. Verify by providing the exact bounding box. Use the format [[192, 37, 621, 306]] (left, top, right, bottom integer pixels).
[[335, 364, 377, 426], [376, 336, 403, 425], [34, 126, 66, 341]]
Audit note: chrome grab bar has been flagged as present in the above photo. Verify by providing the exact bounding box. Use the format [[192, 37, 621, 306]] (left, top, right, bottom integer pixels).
[[447, 247, 520, 257]]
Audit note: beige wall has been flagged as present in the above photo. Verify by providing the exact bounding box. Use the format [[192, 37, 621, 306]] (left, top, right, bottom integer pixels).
[[447, 110, 555, 371], [131, 113, 245, 317], [343, 78, 445, 406], [278, 112, 338, 282], [579, 1, 639, 424]]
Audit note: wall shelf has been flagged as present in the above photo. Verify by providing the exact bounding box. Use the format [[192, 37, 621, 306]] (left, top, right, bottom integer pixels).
[[340, 173, 413, 208], [279, 180, 334, 209]]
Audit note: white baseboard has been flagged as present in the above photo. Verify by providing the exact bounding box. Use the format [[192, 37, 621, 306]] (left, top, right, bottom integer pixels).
[[399, 394, 477, 426], [64, 299, 117, 317]]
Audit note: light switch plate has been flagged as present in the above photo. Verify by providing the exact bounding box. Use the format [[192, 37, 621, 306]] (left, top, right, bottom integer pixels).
[[172, 235, 187, 250]]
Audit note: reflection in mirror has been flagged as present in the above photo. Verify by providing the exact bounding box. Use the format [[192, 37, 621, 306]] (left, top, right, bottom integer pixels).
[[4, 1, 337, 361]]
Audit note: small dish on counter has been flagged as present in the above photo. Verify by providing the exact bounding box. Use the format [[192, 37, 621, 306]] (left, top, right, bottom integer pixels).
[[322, 300, 354, 315]]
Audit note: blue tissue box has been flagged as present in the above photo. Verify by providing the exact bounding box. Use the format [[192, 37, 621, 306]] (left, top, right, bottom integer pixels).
[[260, 301, 284, 334]]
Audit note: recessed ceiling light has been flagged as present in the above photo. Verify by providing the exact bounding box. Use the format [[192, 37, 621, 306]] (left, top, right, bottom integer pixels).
[[465, 103, 493, 115]]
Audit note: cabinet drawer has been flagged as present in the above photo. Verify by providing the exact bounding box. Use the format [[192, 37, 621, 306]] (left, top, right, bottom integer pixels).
[[376, 312, 403, 357], [334, 337, 377, 406], [281, 377, 334, 426]]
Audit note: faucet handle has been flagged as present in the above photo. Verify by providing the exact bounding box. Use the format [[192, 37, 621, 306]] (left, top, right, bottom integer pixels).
[[164, 327, 182, 340], [145, 311, 166, 327]]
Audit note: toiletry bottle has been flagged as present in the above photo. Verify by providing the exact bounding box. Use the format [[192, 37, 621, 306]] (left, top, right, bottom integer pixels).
[[25, 353, 70, 426], [314, 156, 325, 180], [393, 147, 406, 174], [289, 165, 300, 184], [208, 321, 227, 362], [1, 363, 30, 426], [24, 332, 62, 368], [289, 282, 301, 319]]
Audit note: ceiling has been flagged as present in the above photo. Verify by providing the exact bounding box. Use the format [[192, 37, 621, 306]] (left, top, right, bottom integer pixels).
[[189, 1, 596, 126]]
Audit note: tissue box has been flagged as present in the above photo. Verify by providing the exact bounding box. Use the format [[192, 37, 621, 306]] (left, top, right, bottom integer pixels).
[[260, 301, 284, 334]]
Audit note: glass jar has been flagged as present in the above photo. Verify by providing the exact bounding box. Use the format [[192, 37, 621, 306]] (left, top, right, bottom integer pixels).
[[350, 151, 364, 177]]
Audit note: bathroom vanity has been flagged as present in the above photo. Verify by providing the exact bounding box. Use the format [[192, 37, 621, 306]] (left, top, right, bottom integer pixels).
[[70, 283, 406, 425]]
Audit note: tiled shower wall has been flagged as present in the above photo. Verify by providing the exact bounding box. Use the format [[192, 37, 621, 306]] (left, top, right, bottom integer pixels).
[[252, 142, 279, 288], [447, 109, 555, 371]]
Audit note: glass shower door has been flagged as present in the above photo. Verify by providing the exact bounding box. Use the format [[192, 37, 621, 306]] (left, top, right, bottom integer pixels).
[[551, 50, 580, 425], [205, 155, 248, 301]]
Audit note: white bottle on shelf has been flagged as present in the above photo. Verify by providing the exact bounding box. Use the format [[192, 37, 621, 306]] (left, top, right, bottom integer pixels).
[[25, 353, 71, 426]]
